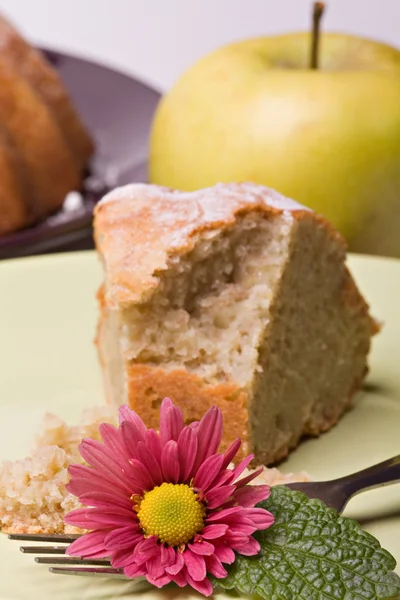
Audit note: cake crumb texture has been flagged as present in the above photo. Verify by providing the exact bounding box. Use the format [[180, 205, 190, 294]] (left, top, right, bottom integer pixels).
[[0, 406, 117, 534]]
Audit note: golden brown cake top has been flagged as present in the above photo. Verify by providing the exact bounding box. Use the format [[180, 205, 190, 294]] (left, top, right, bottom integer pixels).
[[94, 182, 315, 309]]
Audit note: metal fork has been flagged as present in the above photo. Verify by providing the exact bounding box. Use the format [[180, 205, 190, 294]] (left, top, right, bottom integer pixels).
[[8, 454, 400, 580], [7, 533, 126, 579], [286, 453, 400, 512]]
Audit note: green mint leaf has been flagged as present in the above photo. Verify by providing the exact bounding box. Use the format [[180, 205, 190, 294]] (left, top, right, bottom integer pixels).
[[217, 486, 400, 600]]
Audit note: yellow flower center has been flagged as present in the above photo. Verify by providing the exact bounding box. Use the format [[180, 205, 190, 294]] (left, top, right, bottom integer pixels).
[[137, 482, 206, 547]]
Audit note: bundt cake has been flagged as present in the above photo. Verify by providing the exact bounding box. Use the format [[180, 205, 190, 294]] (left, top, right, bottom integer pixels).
[[0, 127, 30, 233], [93, 182, 377, 466], [0, 14, 93, 236]]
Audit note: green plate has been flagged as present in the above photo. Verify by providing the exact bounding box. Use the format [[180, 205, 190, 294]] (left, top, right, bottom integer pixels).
[[0, 252, 399, 599]]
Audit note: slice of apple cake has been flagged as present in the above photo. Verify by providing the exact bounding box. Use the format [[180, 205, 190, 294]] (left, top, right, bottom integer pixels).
[[94, 182, 377, 465]]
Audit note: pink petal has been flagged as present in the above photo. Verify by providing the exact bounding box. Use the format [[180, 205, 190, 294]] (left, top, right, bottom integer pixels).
[[124, 562, 147, 578], [242, 507, 275, 529], [146, 573, 172, 588], [224, 532, 252, 545], [99, 423, 127, 458], [161, 440, 180, 483], [83, 548, 116, 559], [188, 541, 214, 556], [185, 572, 213, 596], [232, 485, 270, 508], [67, 530, 110, 558], [81, 509, 136, 528], [147, 556, 167, 579], [105, 526, 142, 551], [159, 398, 184, 445], [160, 544, 175, 567], [205, 554, 228, 579], [170, 570, 187, 587], [208, 468, 236, 490], [119, 405, 148, 437], [228, 525, 257, 540], [177, 426, 198, 482], [120, 420, 145, 461], [112, 547, 141, 568], [129, 458, 156, 492], [234, 536, 260, 556], [78, 441, 140, 491], [66, 475, 125, 501], [206, 506, 241, 523], [78, 438, 133, 480], [193, 454, 224, 492], [137, 441, 163, 486], [220, 514, 257, 529], [72, 501, 134, 519], [221, 438, 241, 468], [213, 543, 236, 564], [78, 491, 133, 511], [68, 464, 131, 497], [193, 406, 223, 471], [184, 549, 206, 581], [64, 507, 108, 530], [165, 550, 184, 575], [234, 466, 265, 488], [145, 429, 162, 463], [134, 536, 160, 564], [205, 485, 235, 509], [227, 454, 254, 483], [200, 524, 229, 540]]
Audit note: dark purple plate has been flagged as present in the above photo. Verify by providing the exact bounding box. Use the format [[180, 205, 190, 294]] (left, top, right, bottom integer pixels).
[[0, 49, 161, 259]]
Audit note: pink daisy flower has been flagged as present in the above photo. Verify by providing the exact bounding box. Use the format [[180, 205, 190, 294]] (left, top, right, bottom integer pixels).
[[65, 398, 274, 596]]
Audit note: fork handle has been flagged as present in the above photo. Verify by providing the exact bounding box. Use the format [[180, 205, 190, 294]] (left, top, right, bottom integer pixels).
[[338, 454, 400, 498]]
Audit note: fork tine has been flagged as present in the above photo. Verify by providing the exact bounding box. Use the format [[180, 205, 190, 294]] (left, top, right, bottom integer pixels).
[[8, 533, 79, 543], [35, 557, 112, 566], [49, 566, 127, 579], [9, 533, 129, 580], [20, 545, 67, 554]]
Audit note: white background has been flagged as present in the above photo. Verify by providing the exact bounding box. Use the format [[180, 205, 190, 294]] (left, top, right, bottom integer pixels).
[[0, 0, 399, 91]]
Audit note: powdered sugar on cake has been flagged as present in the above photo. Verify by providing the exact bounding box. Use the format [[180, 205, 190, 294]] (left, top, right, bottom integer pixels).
[[98, 181, 310, 214]]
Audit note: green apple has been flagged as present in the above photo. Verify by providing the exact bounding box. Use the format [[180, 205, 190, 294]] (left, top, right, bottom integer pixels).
[[149, 33, 400, 256]]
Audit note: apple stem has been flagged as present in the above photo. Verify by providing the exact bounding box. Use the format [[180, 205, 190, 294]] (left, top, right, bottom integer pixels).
[[311, 2, 325, 69]]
